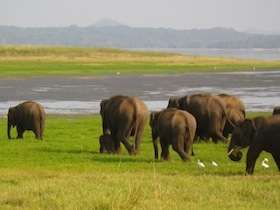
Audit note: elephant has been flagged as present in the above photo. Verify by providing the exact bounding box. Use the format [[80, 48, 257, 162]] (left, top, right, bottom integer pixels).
[[218, 93, 246, 138], [100, 95, 148, 155], [149, 108, 197, 161], [7, 101, 45, 140], [272, 106, 280, 115], [99, 134, 119, 154], [228, 115, 280, 175], [167, 93, 234, 143]]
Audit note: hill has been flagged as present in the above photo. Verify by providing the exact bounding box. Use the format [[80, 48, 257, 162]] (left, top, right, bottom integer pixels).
[[0, 24, 279, 48]]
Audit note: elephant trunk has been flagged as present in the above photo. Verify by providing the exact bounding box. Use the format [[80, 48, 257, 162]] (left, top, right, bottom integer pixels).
[[228, 139, 242, 161]]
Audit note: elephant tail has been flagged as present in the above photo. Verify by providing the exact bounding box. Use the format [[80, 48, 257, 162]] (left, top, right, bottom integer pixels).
[[132, 98, 148, 154]]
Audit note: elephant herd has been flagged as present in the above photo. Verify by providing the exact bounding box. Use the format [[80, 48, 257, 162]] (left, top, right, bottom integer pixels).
[[6, 96, 280, 175]]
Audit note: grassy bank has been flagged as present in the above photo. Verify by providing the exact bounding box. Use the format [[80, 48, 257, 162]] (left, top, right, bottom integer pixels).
[[1, 46, 280, 77], [0, 113, 279, 209]]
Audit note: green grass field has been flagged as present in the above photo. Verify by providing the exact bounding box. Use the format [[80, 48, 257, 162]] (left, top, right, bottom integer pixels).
[[1, 46, 280, 77], [0, 46, 280, 209], [0, 113, 279, 209]]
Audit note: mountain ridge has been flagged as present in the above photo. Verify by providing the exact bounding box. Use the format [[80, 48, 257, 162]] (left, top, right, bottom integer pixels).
[[0, 24, 279, 48]]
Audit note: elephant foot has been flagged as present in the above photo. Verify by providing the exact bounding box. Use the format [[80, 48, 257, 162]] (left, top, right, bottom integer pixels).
[[162, 155, 171, 161], [181, 155, 191, 162], [129, 148, 138, 155]]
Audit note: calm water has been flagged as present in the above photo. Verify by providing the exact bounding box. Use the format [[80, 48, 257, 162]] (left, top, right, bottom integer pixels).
[[0, 70, 279, 115]]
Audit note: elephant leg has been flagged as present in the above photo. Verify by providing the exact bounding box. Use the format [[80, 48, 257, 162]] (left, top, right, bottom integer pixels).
[[16, 126, 24, 139], [272, 155, 280, 171], [33, 121, 42, 140], [123, 121, 139, 155], [193, 134, 199, 143], [245, 146, 262, 175], [211, 131, 228, 143], [111, 134, 122, 154], [117, 129, 134, 155], [153, 138, 159, 160], [187, 129, 195, 156], [115, 140, 122, 154], [99, 144, 104, 153], [116, 142, 122, 154], [134, 121, 146, 154], [34, 129, 41, 140], [209, 118, 228, 143], [185, 137, 193, 157], [191, 147, 195, 156], [172, 135, 191, 162], [160, 139, 171, 161], [223, 121, 231, 139]]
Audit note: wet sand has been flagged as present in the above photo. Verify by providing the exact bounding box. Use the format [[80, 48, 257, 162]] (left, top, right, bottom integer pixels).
[[0, 70, 280, 114]]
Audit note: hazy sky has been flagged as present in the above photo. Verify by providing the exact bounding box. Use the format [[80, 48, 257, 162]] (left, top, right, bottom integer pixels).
[[0, 0, 279, 32]]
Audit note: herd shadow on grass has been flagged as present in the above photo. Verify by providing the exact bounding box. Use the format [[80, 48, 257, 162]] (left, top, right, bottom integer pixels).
[[35, 147, 153, 163], [33, 147, 261, 176]]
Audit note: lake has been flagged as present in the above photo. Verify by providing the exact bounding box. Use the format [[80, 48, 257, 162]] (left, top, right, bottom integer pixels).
[[0, 70, 279, 115]]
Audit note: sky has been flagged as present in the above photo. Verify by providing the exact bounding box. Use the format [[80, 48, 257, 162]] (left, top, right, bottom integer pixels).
[[0, 0, 279, 32]]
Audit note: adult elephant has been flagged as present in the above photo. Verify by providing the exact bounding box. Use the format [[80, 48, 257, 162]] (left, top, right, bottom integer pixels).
[[168, 93, 234, 143], [150, 108, 197, 161], [272, 106, 280, 115], [7, 101, 45, 140], [100, 95, 148, 155], [218, 93, 246, 138], [228, 115, 280, 175]]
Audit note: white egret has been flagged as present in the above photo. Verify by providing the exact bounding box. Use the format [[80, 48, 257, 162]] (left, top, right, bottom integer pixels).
[[197, 159, 205, 168], [211, 161, 218, 167], [262, 158, 269, 168]]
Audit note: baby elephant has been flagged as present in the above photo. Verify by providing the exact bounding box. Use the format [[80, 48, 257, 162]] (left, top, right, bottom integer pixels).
[[7, 101, 45, 140], [150, 108, 197, 162], [99, 134, 117, 154]]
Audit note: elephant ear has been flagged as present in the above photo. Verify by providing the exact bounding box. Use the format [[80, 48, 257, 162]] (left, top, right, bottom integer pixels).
[[178, 96, 189, 110], [8, 107, 16, 121], [167, 97, 180, 108], [100, 99, 109, 116], [150, 111, 160, 126], [240, 119, 256, 144]]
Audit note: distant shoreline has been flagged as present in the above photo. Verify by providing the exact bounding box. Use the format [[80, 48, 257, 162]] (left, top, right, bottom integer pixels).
[[130, 48, 280, 61]]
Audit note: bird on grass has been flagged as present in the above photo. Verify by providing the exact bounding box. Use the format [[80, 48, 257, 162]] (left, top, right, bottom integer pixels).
[[211, 161, 218, 167], [197, 159, 205, 168], [262, 158, 269, 168]]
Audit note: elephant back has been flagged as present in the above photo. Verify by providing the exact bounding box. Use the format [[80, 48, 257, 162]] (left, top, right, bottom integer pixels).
[[218, 93, 246, 117], [102, 95, 148, 135], [16, 101, 45, 120]]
